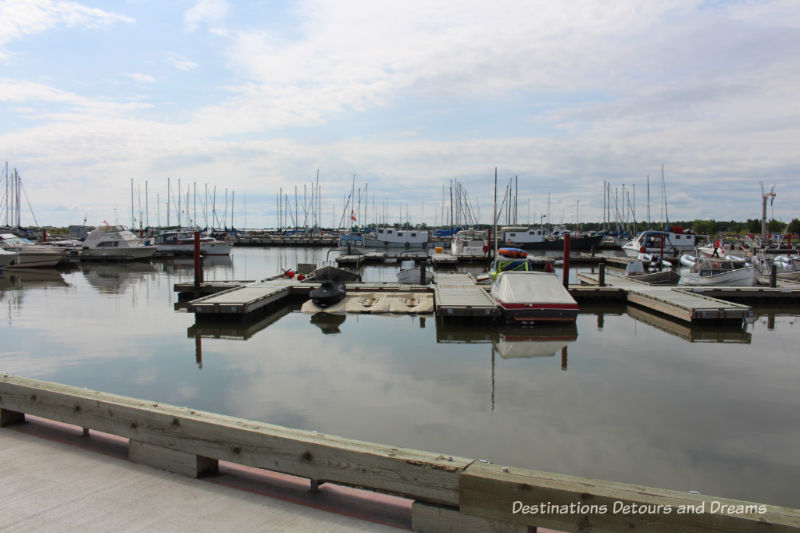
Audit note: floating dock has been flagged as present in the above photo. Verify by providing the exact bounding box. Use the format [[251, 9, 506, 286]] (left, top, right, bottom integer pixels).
[[433, 273, 498, 318]]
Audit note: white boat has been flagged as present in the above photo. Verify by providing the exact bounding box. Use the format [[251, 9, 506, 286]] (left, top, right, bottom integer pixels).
[[624, 260, 680, 285], [622, 229, 697, 257], [490, 271, 579, 323], [0, 233, 67, 268], [0, 248, 19, 269], [362, 227, 429, 248], [680, 258, 757, 286], [337, 233, 365, 251], [500, 226, 546, 246], [396, 264, 434, 284], [155, 229, 232, 256], [772, 255, 800, 281], [450, 229, 488, 257], [81, 225, 157, 261]]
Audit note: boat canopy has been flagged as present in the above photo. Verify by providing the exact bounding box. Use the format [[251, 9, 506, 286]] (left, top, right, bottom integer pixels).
[[490, 271, 577, 306]]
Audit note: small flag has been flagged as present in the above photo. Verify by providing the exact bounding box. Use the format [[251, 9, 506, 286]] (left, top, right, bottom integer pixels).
[[351, 209, 356, 221]]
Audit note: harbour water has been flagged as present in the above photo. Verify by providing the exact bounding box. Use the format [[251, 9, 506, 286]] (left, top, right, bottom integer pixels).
[[1, 246, 799, 508]]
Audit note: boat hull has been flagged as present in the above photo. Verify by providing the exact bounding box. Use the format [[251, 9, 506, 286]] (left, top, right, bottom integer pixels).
[[156, 242, 232, 255], [81, 246, 157, 262], [5, 248, 66, 268], [681, 267, 755, 286], [517, 235, 602, 251]]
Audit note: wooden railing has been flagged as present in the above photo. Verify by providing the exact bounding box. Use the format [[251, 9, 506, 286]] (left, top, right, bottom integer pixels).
[[1, 374, 798, 533]]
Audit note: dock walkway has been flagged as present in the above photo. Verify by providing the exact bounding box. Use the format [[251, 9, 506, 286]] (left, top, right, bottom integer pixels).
[[433, 273, 498, 318], [578, 272, 751, 322]]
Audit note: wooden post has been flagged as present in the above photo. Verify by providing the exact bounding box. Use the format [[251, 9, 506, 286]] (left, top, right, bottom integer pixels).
[[193, 231, 203, 288], [770, 262, 777, 288], [562, 233, 571, 288], [598, 262, 606, 287]]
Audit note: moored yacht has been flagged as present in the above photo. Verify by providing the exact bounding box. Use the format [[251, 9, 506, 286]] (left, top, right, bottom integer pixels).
[[450, 229, 488, 257], [0, 233, 67, 268], [155, 229, 232, 256], [81, 225, 157, 261], [622, 228, 697, 257]]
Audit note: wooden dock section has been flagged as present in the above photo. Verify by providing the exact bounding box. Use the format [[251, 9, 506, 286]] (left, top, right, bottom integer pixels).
[[187, 278, 300, 316], [578, 272, 751, 323], [433, 273, 498, 318]]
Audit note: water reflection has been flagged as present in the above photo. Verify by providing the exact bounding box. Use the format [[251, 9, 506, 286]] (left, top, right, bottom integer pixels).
[[310, 312, 347, 335], [626, 305, 752, 343], [80, 262, 156, 294], [0, 269, 69, 290]]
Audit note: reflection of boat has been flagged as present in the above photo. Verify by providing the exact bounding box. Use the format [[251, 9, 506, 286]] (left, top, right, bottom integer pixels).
[[80, 262, 156, 294], [310, 279, 346, 307], [624, 260, 680, 285], [310, 312, 347, 334], [155, 229, 232, 256], [490, 271, 579, 323], [81, 225, 157, 261], [435, 321, 578, 358], [681, 258, 756, 286], [0, 269, 69, 290], [0, 233, 67, 268]]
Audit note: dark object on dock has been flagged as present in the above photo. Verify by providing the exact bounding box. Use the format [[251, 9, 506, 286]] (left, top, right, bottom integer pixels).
[[310, 265, 362, 282], [310, 279, 346, 307], [310, 312, 346, 334]]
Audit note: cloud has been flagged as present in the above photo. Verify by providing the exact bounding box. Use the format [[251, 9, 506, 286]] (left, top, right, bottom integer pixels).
[[167, 53, 198, 71], [183, 0, 229, 32], [124, 72, 156, 84], [0, 0, 134, 47]]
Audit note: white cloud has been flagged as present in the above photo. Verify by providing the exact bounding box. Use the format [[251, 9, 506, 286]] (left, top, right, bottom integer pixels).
[[124, 72, 156, 83], [183, 0, 229, 32], [0, 0, 134, 47], [167, 53, 198, 71]]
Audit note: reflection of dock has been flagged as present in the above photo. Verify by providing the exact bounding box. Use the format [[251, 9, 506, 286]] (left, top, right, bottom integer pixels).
[[187, 303, 298, 340], [626, 305, 752, 343]]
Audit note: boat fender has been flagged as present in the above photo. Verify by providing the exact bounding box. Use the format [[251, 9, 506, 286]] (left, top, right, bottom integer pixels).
[[296, 274, 306, 281], [712, 262, 720, 270], [640, 246, 646, 253], [285, 270, 295, 278]]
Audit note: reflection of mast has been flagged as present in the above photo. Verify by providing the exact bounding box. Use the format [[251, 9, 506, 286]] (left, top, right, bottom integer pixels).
[[561, 346, 568, 371], [491, 346, 496, 412], [195, 335, 202, 369]]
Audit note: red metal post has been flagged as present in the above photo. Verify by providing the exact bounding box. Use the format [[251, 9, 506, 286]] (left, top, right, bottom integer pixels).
[[562, 233, 571, 288]]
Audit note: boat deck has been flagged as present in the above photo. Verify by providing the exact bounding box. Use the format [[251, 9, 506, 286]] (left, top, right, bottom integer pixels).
[[433, 273, 499, 318]]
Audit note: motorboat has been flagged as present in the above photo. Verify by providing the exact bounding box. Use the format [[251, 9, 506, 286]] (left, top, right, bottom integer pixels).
[[155, 229, 232, 256], [622, 228, 697, 257], [396, 261, 434, 284], [476, 255, 533, 285], [81, 225, 157, 261], [310, 279, 347, 308], [337, 233, 365, 252], [0, 233, 67, 268], [490, 271, 579, 323], [624, 260, 680, 285], [450, 229, 488, 257], [0, 248, 19, 269], [501, 226, 602, 251], [680, 258, 757, 286], [771, 255, 800, 281], [309, 265, 362, 282], [362, 227, 429, 248]]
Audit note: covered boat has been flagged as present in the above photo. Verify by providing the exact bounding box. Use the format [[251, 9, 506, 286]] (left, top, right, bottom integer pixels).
[[489, 271, 579, 323]]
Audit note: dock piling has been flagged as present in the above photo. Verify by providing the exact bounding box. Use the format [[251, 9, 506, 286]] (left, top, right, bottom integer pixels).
[[562, 233, 571, 288], [193, 231, 203, 290], [598, 263, 605, 287]]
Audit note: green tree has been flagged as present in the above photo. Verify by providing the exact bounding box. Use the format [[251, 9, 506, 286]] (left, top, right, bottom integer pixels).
[[787, 218, 800, 234], [767, 218, 786, 234], [746, 219, 761, 234], [692, 219, 716, 235]]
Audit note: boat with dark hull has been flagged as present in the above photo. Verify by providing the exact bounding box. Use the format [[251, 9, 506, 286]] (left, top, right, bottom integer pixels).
[[310, 279, 347, 308]]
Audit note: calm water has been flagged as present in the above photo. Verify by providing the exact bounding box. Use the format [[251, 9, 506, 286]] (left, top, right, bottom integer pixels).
[[1, 247, 799, 508]]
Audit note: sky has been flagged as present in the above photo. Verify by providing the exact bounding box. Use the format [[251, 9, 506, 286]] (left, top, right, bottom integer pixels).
[[0, 0, 798, 229]]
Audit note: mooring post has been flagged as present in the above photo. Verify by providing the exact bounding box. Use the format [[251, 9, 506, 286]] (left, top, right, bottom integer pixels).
[[420, 261, 426, 284], [770, 262, 777, 288], [193, 231, 203, 289], [562, 233, 571, 288], [598, 262, 606, 287]]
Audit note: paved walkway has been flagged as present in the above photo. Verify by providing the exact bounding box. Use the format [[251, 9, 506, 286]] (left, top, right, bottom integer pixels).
[[0, 416, 410, 532]]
